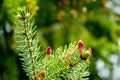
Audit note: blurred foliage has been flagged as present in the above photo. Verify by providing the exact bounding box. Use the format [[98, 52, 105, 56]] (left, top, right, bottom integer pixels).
[[0, 0, 120, 80]]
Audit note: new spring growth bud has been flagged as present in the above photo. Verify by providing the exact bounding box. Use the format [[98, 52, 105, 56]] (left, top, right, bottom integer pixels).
[[78, 40, 84, 56], [46, 46, 52, 55], [86, 59, 90, 64], [16, 6, 30, 19], [83, 47, 92, 60], [26, 12, 30, 18], [37, 69, 45, 80], [66, 52, 71, 59], [66, 52, 72, 66], [88, 47, 92, 56], [17, 14, 22, 18]]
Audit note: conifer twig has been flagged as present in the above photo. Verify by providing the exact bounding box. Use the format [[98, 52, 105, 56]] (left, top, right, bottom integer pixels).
[[45, 44, 80, 80], [45, 59, 82, 80], [23, 18, 36, 80]]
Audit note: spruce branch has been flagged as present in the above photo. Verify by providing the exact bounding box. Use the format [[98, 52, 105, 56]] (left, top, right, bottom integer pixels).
[[40, 41, 91, 80], [23, 18, 36, 80], [14, 7, 44, 80], [14, 7, 92, 80], [44, 44, 80, 80], [45, 59, 82, 80]]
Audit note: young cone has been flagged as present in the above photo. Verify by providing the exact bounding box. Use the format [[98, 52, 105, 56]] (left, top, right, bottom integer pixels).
[[77, 40, 84, 58], [46, 46, 52, 55]]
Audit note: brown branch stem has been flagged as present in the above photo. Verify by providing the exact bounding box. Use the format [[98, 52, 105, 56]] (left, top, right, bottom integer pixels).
[[23, 19, 36, 80]]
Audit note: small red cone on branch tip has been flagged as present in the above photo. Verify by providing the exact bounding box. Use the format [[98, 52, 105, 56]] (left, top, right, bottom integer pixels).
[[78, 40, 84, 55], [78, 40, 84, 49], [46, 46, 52, 55]]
